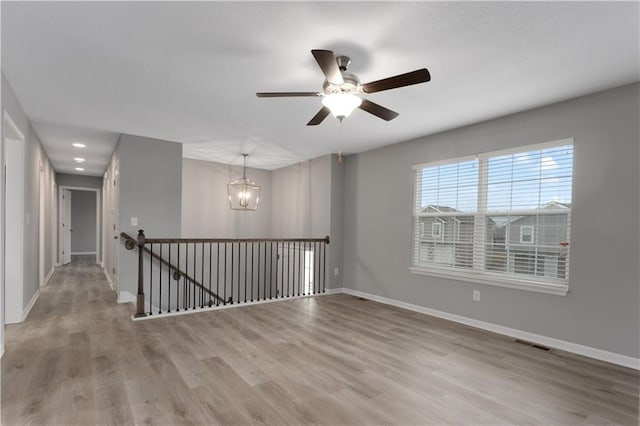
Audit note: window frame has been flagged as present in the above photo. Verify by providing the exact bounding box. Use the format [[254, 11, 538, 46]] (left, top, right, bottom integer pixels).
[[431, 222, 443, 240], [410, 138, 573, 296], [519, 225, 535, 244]]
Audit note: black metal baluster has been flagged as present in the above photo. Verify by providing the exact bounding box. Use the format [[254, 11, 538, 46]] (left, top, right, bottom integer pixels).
[[200, 242, 204, 308], [176, 243, 180, 311], [208, 242, 213, 307], [216, 243, 220, 306], [314, 242, 318, 295], [251, 242, 254, 302], [237, 243, 241, 304], [270, 242, 274, 299], [192, 242, 196, 309], [302, 241, 306, 295], [287, 241, 291, 297], [149, 243, 153, 315], [276, 242, 284, 298], [158, 244, 163, 314], [224, 243, 228, 305], [244, 242, 248, 303], [322, 240, 327, 293], [185, 243, 189, 310], [230, 242, 234, 304], [168, 243, 172, 313], [299, 241, 302, 296], [263, 242, 267, 301]]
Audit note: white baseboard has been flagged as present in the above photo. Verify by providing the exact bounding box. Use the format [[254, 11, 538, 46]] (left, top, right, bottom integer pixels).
[[118, 291, 136, 304], [1, 343, 4, 358], [40, 267, 55, 287], [21, 290, 40, 322], [71, 251, 96, 255], [338, 288, 639, 370], [103, 267, 114, 291], [132, 291, 331, 322], [325, 287, 344, 295]]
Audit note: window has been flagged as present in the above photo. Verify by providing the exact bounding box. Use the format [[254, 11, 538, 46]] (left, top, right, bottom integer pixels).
[[431, 222, 443, 239], [520, 226, 534, 244], [411, 139, 573, 295]]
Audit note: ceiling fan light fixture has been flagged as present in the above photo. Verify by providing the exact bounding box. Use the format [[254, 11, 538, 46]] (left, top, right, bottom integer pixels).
[[228, 154, 261, 211], [322, 93, 362, 119]]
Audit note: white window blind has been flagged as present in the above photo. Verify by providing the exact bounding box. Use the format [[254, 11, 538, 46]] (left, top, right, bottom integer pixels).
[[412, 139, 573, 292]]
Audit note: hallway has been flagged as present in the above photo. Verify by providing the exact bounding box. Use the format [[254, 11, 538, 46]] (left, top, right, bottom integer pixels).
[[2, 255, 133, 425], [2, 256, 639, 425]]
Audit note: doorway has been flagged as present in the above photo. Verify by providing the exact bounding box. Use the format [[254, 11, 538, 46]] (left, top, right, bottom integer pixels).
[[3, 111, 25, 325], [58, 186, 101, 266]]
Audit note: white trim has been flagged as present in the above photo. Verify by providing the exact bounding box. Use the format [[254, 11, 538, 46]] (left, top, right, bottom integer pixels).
[[71, 251, 97, 255], [41, 267, 54, 287], [325, 288, 344, 295], [1, 344, 4, 358], [519, 225, 535, 244], [131, 292, 332, 321], [412, 138, 574, 170], [103, 266, 114, 291], [409, 266, 568, 296], [58, 185, 101, 266], [118, 290, 136, 304], [338, 288, 639, 370], [21, 290, 40, 322]]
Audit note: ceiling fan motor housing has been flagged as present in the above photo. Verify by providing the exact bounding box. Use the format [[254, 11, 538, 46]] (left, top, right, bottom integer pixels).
[[323, 72, 361, 95]]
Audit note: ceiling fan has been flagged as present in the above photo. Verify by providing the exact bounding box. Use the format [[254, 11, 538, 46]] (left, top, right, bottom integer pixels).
[[256, 50, 431, 126]]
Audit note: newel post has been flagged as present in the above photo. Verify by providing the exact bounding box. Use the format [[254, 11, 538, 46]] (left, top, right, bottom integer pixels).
[[135, 229, 147, 318]]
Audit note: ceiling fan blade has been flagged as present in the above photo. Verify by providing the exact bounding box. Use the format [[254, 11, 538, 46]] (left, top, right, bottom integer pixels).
[[311, 50, 344, 85], [307, 106, 331, 126], [358, 99, 399, 121], [361, 68, 431, 94], [256, 92, 321, 98]]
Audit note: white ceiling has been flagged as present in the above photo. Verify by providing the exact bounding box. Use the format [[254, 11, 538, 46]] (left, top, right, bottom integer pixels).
[[2, 2, 638, 175]]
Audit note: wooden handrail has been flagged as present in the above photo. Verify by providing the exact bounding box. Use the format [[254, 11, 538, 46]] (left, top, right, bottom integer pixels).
[[121, 232, 226, 304], [143, 236, 330, 244]]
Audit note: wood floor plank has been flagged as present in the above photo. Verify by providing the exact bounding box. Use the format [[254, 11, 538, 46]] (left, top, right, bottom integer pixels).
[[2, 255, 638, 425]]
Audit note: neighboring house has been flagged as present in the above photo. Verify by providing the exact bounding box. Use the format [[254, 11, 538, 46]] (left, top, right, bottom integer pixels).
[[418, 205, 476, 269], [418, 202, 570, 280], [502, 201, 570, 279]]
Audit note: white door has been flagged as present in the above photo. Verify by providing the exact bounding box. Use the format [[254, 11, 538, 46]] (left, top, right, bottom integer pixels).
[[112, 166, 119, 291], [62, 189, 72, 265]]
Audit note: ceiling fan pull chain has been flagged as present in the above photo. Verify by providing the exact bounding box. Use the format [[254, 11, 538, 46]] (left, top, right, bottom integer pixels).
[[337, 120, 343, 164]]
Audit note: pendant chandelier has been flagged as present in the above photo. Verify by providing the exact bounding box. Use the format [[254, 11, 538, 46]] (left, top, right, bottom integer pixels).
[[227, 153, 260, 211]]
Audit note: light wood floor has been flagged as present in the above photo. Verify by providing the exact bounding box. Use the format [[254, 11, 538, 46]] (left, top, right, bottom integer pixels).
[[2, 255, 638, 425]]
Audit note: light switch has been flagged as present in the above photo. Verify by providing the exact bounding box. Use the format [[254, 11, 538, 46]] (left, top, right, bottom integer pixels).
[[131, 217, 138, 226]]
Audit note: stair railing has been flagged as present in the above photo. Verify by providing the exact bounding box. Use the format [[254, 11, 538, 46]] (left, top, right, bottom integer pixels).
[[122, 230, 330, 318]]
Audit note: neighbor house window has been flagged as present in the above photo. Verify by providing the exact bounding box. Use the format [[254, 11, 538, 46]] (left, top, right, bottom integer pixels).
[[411, 139, 573, 295], [431, 222, 443, 239], [520, 226, 534, 243]]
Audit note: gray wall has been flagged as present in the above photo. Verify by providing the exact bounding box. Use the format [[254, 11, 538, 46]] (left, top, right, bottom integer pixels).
[[1, 73, 57, 321], [70, 190, 96, 254], [182, 158, 272, 238], [343, 83, 639, 358], [271, 155, 343, 289], [117, 134, 182, 295]]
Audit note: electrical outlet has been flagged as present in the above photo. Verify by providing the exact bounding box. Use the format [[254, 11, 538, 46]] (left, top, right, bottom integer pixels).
[[473, 290, 480, 302], [334, 267, 339, 276], [131, 217, 138, 226]]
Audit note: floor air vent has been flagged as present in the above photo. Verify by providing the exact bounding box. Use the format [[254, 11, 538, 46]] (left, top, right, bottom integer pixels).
[[515, 339, 552, 352]]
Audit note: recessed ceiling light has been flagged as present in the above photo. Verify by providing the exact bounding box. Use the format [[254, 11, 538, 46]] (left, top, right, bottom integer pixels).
[[75, 167, 85, 171], [74, 157, 85, 163], [72, 143, 86, 148]]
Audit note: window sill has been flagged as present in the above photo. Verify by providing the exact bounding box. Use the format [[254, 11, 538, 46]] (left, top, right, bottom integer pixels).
[[409, 266, 569, 296]]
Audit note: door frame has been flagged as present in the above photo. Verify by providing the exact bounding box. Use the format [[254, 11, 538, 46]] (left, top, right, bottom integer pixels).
[[3, 110, 26, 326], [58, 185, 101, 265]]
